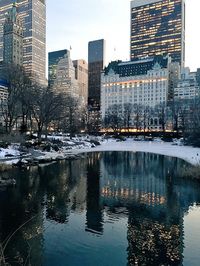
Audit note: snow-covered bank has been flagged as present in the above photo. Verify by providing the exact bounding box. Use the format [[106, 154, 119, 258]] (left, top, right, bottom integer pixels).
[[72, 139, 200, 166], [1, 138, 200, 167]]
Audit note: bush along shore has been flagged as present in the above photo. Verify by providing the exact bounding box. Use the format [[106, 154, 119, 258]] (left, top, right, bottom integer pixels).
[[0, 135, 102, 188], [0, 134, 102, 174]]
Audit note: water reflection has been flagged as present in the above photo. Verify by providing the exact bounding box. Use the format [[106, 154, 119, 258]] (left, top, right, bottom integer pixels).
[[0, 152, 200, 265]]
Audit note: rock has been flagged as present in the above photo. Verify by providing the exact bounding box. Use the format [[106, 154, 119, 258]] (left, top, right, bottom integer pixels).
[[5, 153, 15, 157]]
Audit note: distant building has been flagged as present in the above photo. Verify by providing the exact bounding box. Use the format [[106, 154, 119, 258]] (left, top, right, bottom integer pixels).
[[73, 59, 88, 107], [130, 0, 185, 66], [174, 68, 199, 101], [48, 49, 68, 87], [3, 2, 23, 66], [168, 62, 181, 101], [88, 39, 105, 110], [196, 68, 200, 88], [54, 50, 79, 100], [0, 0, 46, 85], [0, 79, 8, 126]]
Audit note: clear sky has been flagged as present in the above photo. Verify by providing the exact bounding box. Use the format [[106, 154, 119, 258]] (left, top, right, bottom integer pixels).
[[47, 0, 200, 71]]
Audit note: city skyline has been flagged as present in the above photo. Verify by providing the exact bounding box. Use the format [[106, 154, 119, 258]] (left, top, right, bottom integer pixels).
[[0, 0, 46, 85], [47, 0, 199, 71]]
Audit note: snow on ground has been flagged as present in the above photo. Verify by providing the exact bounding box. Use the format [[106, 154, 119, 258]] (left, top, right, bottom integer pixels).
[[0, 145, 20, 160], [72, 139, 200, 166], [1, 137, 200, 166]]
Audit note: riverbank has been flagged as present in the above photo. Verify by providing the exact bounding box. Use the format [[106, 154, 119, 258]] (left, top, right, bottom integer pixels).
[[1, 137, 200, 167], [72, 139, 200, 166]]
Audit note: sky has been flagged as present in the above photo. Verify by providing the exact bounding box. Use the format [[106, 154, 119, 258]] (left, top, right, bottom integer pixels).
[[46, 0, 200, 71]]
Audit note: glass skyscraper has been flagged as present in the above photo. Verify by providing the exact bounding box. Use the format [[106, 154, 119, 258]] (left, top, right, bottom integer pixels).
[[0, 0, 46, 85], [130, 0, 185, 66], [88, 39, 105, 109]]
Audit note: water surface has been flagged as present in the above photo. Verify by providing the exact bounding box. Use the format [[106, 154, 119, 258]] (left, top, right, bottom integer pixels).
[[0, 152, 200, 266]]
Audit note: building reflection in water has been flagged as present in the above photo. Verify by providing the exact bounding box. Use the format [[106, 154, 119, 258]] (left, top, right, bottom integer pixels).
[[0, 151, 200, 265], [85, 152, 104, 235], [99, 151, 200, 266]]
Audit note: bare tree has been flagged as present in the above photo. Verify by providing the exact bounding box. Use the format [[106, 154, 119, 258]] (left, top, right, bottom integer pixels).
[[61, 95, 81, 139], [82, 109, 101, 134], [0, 64, 25, 133], [184, 97, 200, 146], [133, 104, 143, 132], [141, 105, 152, 133], [123, 103, 133, 134], [155, 103, 168, 132], [103, 104, 123, 134], [30, 85, 65, 141]]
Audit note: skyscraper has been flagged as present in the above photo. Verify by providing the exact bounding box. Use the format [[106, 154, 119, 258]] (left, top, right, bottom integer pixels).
[[0, 0, 46, 85], [48, 49, 68, 87], [55, 51, 79, 98], [88, 39, 105, 110], [3, 3, 23, 66], [130, 0, 185, 66], [73, 59, 88, 107]]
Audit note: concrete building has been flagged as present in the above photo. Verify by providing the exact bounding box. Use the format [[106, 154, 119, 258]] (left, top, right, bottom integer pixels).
[[73, 59, 88, 107], [196, 68, 200, 88], [101, 56, 170, 113], [88, 39, 105, 110], [130, 0, 185, 66], [3, 3, 23, 66], [174, 68, 200, 101], [48, 49, 68, 88], [0, 0, 46, 85], [53, 50, 79, 100]]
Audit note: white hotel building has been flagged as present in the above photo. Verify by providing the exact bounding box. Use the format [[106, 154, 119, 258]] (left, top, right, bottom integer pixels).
[[101, 56, 177, 125]]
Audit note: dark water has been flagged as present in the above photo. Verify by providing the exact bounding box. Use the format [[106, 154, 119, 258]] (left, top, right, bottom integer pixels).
[[0, 152, 200, 266]]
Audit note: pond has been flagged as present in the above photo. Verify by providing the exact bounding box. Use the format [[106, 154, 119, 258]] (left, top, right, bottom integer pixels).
[[0, 152, 200, 266]]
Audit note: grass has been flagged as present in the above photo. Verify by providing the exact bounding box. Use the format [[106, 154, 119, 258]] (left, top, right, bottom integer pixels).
[[0, 215, 37, 266]]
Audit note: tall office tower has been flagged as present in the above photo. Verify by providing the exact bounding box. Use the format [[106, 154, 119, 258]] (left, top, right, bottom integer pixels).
[[48, 49, 68, 87], [53, 50, 79, 99], [88, 39, 105, 110], [0, 0, 46, 85], [73, 59, 88, 107], [3, 3, 23, 66], [130, 0, 185, 66]]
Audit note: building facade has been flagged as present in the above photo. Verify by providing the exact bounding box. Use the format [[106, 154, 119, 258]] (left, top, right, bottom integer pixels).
[[53, 50, 79, 100], [48, 49, 68, 88], [0, 0, 46, 85], [88, 39, 105, 110], [174, 68, 200, 101], [101, 56, 173, 130], [73, 59, 88, 107], [3, 3, 23, 66], [0, 79, 8, 126], [130, 0, 185, 66]]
